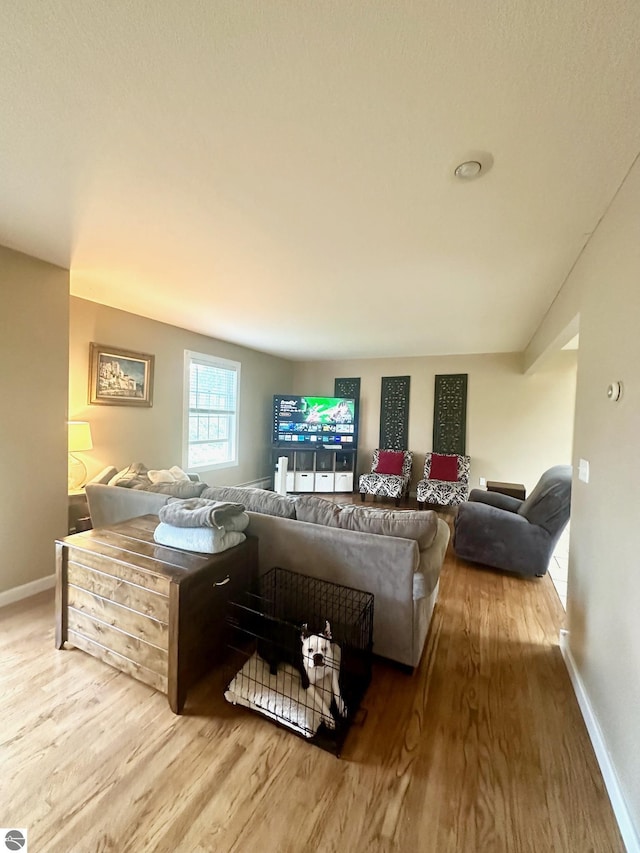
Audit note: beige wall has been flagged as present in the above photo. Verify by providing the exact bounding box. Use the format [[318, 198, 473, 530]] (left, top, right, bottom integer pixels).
[[0, 246, 69, 595], [69, 298, 294, 486], [69, 298, 577, 500], [292, 350, 577, 495], [526, 158, 640, 838]]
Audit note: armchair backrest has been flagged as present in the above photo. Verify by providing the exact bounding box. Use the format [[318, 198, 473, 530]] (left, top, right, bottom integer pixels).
[[517, 465, 572, 535], [423, 452, 471, 485], [371, 449, 413, 478]]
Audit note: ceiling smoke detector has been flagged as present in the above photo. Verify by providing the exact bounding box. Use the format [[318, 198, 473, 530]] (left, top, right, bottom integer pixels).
[[454, 160, 483, 180]]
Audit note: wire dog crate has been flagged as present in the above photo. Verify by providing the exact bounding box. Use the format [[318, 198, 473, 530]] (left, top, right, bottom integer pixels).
[[224, 567, 374, 756]]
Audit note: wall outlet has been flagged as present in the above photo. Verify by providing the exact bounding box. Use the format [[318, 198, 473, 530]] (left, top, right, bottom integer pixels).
[[479, 477, 486, 487]]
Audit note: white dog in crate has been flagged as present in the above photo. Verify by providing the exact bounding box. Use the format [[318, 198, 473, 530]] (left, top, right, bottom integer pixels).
[[300, 621, 347, 730]]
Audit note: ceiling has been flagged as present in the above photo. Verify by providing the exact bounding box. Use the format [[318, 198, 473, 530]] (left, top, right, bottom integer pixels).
[[2, 2, 640, 361]]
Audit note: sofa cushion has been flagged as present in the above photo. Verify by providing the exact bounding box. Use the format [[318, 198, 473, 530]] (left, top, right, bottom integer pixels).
[[201, 485, 297, 519], [134, 480, 208, 498], [429, 453, 459, 482], [375, 450, 405, 475], [295, 494, 439, 549]]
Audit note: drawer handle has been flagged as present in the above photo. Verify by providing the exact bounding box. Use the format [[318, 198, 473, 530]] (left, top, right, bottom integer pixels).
[[214, 575, 230, 587]]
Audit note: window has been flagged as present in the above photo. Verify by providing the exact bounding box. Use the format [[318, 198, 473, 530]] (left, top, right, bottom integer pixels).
[[183, 351, 240, 470]]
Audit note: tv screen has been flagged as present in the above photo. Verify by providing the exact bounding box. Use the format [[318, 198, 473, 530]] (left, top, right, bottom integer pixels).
[[273, 395, 357, 448]]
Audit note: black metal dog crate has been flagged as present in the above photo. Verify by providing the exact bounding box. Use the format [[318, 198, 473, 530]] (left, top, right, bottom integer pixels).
[[224, 567, 374, 756]]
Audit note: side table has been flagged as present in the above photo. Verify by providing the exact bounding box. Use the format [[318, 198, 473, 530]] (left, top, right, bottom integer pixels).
[[68, 488, 91, 534], [486, 481, 526, 501]]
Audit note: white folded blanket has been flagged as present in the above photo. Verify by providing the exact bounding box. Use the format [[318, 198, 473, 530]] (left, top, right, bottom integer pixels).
[[159, 497, 248, 529], [154, 522, 246, 554]]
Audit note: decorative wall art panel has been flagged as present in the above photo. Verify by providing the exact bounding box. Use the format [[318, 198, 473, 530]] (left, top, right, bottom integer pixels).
[[334, 377, 360, 428], [379, 376, 410, 450], [432, 373, 467, 455]]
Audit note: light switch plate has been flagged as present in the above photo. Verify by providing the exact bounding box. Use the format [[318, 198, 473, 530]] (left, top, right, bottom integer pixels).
[[578, 458, 590, 483], [479, 477, 486, 487]]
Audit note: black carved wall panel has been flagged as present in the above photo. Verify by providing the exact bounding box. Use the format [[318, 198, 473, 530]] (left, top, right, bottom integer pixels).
[[379, 376, 410, 450], [433, 374, 467, 455], [335, 377, 361, 449], [334, 377, 360, 422]]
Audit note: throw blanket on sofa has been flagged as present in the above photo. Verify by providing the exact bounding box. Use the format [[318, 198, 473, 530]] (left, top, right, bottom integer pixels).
[[159, 497, 248, 530]]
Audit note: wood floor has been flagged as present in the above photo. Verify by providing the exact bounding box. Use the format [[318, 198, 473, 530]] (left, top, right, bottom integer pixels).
[[0, 505, 625, 852]]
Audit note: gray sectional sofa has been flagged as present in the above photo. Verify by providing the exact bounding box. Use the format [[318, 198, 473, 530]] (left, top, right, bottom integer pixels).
[[85, 482, 450, 669]]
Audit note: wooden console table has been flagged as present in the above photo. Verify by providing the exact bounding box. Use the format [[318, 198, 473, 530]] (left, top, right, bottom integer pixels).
[[55, 515, 258, 713]]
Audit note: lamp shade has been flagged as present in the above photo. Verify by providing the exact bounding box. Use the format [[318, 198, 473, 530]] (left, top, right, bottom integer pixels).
[[68, 421, 93, 453]]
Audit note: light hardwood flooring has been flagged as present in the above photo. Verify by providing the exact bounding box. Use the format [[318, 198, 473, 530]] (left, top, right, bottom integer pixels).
[[0, 503, 624, 852]]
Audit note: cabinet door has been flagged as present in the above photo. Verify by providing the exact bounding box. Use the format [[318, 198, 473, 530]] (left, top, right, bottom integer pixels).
[[192, 557, 255, 679]]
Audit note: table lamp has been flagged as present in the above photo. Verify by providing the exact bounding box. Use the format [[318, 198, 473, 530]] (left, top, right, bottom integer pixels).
[[68, 421, 93, 489]]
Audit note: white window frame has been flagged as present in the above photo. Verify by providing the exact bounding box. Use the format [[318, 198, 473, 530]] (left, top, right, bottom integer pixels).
[[183, 350, 241, 472]]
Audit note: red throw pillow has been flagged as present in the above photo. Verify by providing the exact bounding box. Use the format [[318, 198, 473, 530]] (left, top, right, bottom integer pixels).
[[375, 450, 405, 475], [429, 453, 459, 482]]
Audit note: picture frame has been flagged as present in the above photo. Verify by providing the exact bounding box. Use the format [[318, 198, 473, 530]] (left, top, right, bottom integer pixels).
[[89, 343, 155, 407]]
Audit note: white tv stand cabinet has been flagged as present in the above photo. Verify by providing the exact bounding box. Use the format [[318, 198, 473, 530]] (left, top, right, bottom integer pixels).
[[272, 447, 356, 493]]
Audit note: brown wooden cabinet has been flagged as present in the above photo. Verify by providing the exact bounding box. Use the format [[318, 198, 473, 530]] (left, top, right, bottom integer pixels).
[[55, 515, 258, 713]]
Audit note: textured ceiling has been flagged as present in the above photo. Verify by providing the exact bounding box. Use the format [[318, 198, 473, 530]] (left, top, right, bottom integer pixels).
[[2, 1, 640, 360]]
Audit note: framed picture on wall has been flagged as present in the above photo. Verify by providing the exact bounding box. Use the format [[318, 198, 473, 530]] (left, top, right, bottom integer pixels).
[[88, 343, 154, 407]]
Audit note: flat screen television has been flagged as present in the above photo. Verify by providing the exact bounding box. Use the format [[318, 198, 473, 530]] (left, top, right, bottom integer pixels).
[[272, 395, 357, 448]]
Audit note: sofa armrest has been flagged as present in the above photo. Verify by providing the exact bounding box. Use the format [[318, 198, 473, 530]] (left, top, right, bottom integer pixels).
[[86, 483, 170, 529], [86, 466, 118, 485], [468, 489, 523, 513], [418, 517, 450, 595]]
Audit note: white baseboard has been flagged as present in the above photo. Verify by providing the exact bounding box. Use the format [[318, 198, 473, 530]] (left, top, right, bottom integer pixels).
[[0, 574, 56, 609], [560, 629, 639, 853]]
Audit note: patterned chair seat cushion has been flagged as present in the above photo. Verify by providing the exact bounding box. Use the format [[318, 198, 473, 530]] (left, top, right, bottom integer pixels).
[[416, 478, 469, 506], [359, 472, 407, 499], [417, 453, 470, 507]]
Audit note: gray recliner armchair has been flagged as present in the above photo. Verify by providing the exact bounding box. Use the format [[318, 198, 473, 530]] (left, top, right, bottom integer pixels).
[[453, 465, 572, 577]]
